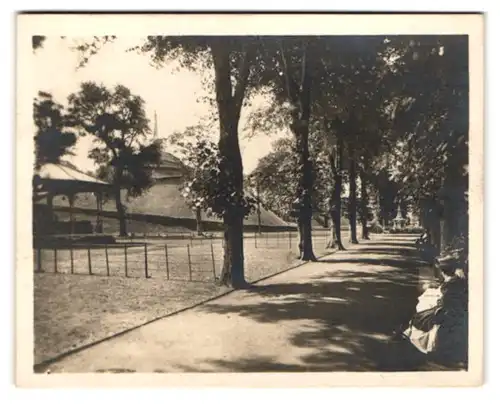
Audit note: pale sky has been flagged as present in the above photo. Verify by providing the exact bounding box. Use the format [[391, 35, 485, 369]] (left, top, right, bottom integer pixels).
[[33, 37, 284, 174]]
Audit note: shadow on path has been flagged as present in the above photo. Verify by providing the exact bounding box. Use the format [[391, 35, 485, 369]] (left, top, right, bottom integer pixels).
[[190, 237, 459, 372]]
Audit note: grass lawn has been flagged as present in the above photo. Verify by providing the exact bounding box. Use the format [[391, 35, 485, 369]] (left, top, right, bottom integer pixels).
[[34, 229, 354, 365]]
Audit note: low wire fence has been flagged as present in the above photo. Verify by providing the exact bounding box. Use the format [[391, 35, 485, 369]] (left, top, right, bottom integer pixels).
[[253, 229, 331, 249], [34, 228, 340, 283]]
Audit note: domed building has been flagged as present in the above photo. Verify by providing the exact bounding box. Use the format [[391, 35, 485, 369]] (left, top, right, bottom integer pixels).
[[49, 149, 291, 235], [150, 151, 188, 183]]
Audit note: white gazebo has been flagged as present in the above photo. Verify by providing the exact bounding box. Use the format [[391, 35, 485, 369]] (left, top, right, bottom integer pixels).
[[33, 162, 113, 235]]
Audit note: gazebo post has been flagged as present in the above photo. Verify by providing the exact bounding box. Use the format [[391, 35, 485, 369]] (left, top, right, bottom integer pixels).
[[47, 193, 53, 214], [256, 176, 262, 235], [95, 192, 102, 234], [68, 194, 75, 236], [47, 193, 54, 234]]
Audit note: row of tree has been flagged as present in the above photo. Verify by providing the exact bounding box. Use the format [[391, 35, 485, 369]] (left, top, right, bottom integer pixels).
[[33, 35, 469, 287], [246, 36, 468, 265]]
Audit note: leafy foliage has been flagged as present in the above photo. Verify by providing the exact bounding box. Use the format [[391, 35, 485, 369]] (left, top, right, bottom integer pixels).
[[71, 36, 117, 68], [170, 124, 256, 220], [32, 36, 46, 51], [373, 36, 469, 257], [67, 82, 162, 200], [383, 37, 468, 200], [249, 136, 298, 221], [33, 92, 77, 168]]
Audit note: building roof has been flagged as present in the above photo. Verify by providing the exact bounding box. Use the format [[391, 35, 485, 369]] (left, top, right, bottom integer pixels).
[[151, 151, 188, 181], [158, 151, 184, 168], [33, 162, 112, 197]]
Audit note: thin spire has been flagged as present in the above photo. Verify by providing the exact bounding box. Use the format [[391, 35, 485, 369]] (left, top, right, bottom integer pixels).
[[153, 110, 158, 139]]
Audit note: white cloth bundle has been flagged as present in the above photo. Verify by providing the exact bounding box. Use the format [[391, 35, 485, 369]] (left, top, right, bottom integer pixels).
[[403, 287, 443, 354], [404, 324, 440, 354], [415, 287, 442, 313]]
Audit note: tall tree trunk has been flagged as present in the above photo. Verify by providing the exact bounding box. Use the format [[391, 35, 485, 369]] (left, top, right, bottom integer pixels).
[[280, 40, 316, 261], [296, 135, 316, 261], [360, 165, 370, 240], [291, 130, 315, 261], [300, 204, 315, 260], [326, 141, 346, 250], [296, 216, 303, 258], [327, 184, 346, 250], [348, 147, 359, 244], [420, 199, 433, 243], [372, 191, 380, 227], [211, 42, 251, 289], [219, 212, 245, 287], [326, 212, 336, 249], [195, 207, 203, 236], [113, 170, 127, 237]]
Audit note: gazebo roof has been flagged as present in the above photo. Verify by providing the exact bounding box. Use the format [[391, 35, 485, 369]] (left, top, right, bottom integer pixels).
[[33, 162, 113, 197]]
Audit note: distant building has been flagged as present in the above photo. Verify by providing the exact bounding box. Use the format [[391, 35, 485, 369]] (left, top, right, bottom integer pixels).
[[44, 150, 292, 234]]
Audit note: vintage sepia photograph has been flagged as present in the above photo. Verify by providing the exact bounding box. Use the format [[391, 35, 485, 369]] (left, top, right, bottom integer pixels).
[[16, 13, 483, 387]]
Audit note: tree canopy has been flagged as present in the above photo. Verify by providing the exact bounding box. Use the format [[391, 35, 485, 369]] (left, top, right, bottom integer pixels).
[[33, 91, 77, 168], [66, 82, 162, 235]]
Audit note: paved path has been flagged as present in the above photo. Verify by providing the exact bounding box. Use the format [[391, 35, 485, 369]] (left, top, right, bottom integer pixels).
[[44, 234, 435, 373]]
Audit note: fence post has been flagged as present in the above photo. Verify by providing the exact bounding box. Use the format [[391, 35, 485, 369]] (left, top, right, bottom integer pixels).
[[164, 244, 169, 280], [144, 243, 149, 279], [288, 230, 292, 249], [70, 241, 74, 274], [87, 247, 92, 275], [124, 243, 128, 277], [105, 244, 110, 276], [54, 247, 58, 273], [254, 231, 257, 248], [210, 242, 216, 281], [36, 247, 42, 273], [187, 245, 192, 281], [144, 243, 149, 278]]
